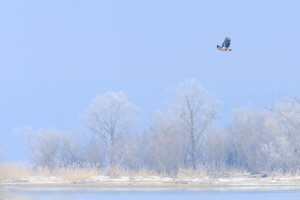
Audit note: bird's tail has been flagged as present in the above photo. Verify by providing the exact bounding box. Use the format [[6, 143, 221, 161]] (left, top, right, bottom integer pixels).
[[217, 45, 220, 48]]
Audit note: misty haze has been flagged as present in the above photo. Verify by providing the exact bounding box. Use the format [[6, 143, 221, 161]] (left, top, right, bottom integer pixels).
[[1, 1, 300, 199]]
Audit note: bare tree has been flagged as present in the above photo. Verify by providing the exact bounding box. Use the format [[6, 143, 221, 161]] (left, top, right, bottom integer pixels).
[[271, 96, 300, 171], [121, 134, 146, 172], [81, 92, 138, 170], [228, 108, 282, 172], [144, 110, 186, 176], [171, 79, 219, 169], [274, 96, 300, 151], [14, 127, 107, 169], [14, 127, 76, 169], [202, 129, 229, 172]]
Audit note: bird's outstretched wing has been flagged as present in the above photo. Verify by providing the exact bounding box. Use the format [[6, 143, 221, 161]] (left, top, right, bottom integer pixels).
[[222, 37, 231, 48]]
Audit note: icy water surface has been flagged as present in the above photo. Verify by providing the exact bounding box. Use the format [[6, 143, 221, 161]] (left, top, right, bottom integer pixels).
[[1, 187, 300, 200]]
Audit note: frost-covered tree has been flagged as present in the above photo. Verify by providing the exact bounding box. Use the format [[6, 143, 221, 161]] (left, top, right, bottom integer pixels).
[[202, 129, 229, 172], [14, 127, 76, 169], [15, 127, 107, 169], [271, 96, 300, 171], [171, 79, 220, 169], [144, 110, 186, 175], [274, 96, 300, 151], [227, 108, 282, 172], [81, 92, 138, 170]]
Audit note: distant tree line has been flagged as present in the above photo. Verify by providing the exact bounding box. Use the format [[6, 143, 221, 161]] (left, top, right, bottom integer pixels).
[[16, 79, 300, 176]]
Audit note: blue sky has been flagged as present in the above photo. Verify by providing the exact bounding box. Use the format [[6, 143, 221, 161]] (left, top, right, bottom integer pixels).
[[1, 1, 300, 161]]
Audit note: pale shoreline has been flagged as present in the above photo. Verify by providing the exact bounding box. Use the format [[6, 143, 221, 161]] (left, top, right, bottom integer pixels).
[[2, 175, 300, 191]]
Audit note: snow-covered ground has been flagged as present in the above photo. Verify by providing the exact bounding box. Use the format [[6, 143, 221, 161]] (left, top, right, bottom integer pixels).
[[1, 174, 300, 189]]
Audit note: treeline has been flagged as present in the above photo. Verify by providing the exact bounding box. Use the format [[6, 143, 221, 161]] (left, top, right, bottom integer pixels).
[[16, 79, 300, 176]]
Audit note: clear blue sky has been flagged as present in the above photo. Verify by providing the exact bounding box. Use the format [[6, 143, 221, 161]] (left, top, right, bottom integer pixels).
[[1, 1, 300, 161]]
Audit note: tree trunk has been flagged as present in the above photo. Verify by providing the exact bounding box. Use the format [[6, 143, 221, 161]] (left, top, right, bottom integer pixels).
[[190, 131, 196, 170], [110, 131, 117, 169]]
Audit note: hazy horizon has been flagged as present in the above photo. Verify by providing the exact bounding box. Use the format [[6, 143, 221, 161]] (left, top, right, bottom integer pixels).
[[2, 1, 300, 161]]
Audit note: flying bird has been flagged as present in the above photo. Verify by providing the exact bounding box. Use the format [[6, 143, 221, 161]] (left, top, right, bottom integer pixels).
[[217, 37, 232, 51]]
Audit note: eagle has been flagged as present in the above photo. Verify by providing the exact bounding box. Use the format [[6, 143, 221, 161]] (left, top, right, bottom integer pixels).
[[217, 37, 232, 51]]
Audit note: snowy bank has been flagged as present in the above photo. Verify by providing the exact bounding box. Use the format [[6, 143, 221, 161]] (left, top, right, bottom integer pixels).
[[1, 174, 300, 190]]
